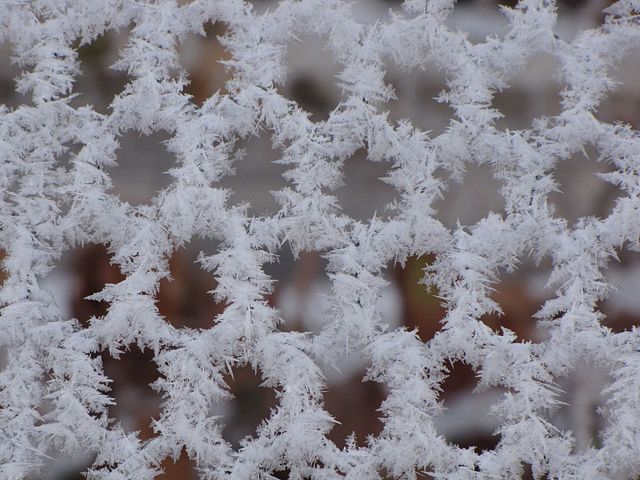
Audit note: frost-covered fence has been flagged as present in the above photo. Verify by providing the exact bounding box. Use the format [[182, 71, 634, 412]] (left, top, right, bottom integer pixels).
[[2, 0, 640, 478]]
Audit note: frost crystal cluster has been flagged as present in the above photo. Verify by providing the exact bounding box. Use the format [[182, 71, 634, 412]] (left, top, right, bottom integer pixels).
[[2, 0, 640, 478]]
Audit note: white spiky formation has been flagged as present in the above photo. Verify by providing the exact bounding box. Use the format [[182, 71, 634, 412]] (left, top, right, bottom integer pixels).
[[1, 0, 640, 478]]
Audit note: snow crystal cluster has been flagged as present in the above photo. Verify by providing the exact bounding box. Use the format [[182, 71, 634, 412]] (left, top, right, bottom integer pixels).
[[2, 0, 640, 478]]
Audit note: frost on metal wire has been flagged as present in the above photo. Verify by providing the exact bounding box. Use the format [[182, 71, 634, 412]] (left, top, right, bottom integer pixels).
[[1, 0, 640, 478]]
